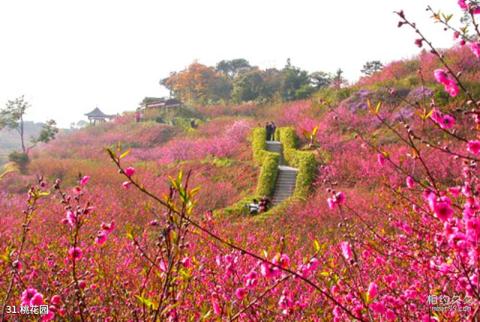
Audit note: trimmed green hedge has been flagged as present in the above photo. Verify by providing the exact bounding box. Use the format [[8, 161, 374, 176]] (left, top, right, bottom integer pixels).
[[256, 152, 280, 197], [278, 127, 317, 199], [252, 127, 268, 164], [251, 127, 280, 197], [221, 195, 258, 217]]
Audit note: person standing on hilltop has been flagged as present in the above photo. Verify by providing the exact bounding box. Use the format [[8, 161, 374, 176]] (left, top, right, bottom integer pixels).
[[271, 122, 277, 141], [266, 122, 272, 141]]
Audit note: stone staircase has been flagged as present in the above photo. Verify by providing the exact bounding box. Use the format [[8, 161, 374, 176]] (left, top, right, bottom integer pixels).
[[272, 166, 298, 205], [266, 141, 298, 205], [266, 141, 284, 165]]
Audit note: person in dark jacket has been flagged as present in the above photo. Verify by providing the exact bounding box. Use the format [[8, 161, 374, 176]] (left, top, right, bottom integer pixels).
[[265, 122, 272, 141], [271, 122, 277, 141]]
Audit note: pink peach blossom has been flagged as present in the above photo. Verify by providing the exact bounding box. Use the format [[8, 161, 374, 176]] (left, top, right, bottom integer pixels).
[[50, 295, 61, 305], [467, 140, 480, 155], [406, 176, 415, 189], [95, 231, 107, 245], [234, 287, 247, 300], [21, 288, 38, 306], [434, 69, 449, 85], [66, 210, 77, 227], [367, 282, 378, 300], [79, 175, 90, 186], [124, 167, 136, 177], [101, 220, 116, 234], [68, 247, 83, 261], [434, 200, 454, 222], [470, 41, 480, 58], [340, 241, 353, 260], [377, 153, 386, 166]]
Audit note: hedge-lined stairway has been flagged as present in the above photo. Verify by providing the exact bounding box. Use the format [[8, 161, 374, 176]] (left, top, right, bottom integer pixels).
[[265, 141, 299, 205], [221, 126, 317, 216]]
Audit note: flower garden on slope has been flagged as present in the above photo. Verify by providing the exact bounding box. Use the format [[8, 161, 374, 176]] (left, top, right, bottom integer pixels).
[[1, 2, 480, 321]]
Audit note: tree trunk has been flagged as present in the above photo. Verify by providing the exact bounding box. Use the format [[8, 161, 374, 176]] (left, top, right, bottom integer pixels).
[[20, 115, 26, 154]]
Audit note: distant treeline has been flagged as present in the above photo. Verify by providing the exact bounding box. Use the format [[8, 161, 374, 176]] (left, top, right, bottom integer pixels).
[[160, 59, 349, 105]]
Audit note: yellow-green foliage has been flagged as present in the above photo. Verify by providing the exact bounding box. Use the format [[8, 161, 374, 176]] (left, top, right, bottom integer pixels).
[[252, 127, 269, 164], [256, 152, 280, 197], [313, 87, 353, 107], [220, 195, 259, 217], [278, 127, 317, 199], [252, 127, 280, 196], [0, 162, 19, 181], [201, 156, 233, 167], [253, 196, 300, 222]]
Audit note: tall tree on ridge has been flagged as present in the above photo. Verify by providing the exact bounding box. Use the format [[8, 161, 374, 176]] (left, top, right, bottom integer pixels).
[[216, 59, 252, 79], [0, 96, 29, 153], [361, 60, 384, 76]]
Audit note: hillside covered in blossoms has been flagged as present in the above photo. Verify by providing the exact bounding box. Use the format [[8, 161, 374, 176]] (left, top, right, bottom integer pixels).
[[1, 2, 480, 321]]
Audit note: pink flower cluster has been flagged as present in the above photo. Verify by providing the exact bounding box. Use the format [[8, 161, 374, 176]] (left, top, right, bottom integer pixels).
[[433, 69, 459, 97], [430, 108, 456, 129], [95, 220, 116, 245], [21, 288, 55, 321], [458, 0, 480, 14], [467, 140, 480, 155], [327, 191, 346, 209]]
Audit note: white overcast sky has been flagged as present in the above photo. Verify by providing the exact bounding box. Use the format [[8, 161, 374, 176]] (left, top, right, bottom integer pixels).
[[0, 0, 460, 127]]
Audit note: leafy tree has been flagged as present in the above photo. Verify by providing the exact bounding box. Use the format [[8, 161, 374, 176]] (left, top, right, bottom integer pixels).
[[259, 68, 283, 101], [310, 71, 332, 89], [162, 63, 233, 104], [8, 151, 29, 173], [331, 68, 348, 89], [361, 60, 384, 76], [294, 84, 315, 100], [207, 75, 232, 103], [216, 59, 252, 78], [31, 120, 59, 147], [281, 61, 312, 101], [0, 96, 58, 171], [232, 69, 264, 103], [0, 96, 29, 153]]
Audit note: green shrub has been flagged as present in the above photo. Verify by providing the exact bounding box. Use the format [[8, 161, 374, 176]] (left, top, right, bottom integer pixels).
[[278, 127, 297, 151], [256, 152, 279, 197], [253, 196, 300, 222], [201, 156, 233, 167], [8, 151, 29, 173], [278, 127, 317, 199], [171, 117, 203, 132], [252, 127, 268, 164], [220, 195, 259, 217], [291, 152, 317, 198], [314, 87, 353, 106]]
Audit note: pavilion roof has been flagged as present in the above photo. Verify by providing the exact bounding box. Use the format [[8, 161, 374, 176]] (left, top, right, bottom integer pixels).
[[85, 107, 111, 118]]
